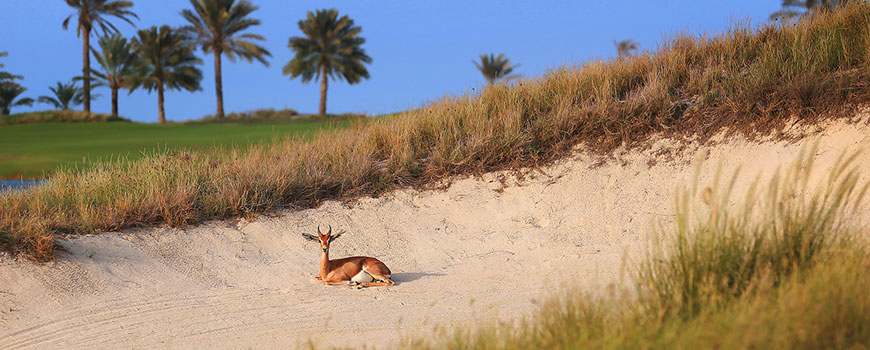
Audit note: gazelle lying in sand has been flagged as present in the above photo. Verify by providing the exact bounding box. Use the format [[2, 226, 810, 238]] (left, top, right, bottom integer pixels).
[[302, 225, 395, 288]]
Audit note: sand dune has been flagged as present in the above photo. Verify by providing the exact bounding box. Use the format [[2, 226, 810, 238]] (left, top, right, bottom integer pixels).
[[1, 116, 869, 349]]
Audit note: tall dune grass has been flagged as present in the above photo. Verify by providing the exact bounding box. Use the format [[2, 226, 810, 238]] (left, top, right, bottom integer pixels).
[[639, 142, 868, 319], [405, 143, 870, 350], [5, 5, 870, 259]]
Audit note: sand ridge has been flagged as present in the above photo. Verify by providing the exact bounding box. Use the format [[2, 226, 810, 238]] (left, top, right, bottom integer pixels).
[[1, 116, 869, 349]]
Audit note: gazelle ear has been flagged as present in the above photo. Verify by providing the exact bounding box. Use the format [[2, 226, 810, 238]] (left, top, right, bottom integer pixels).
[[328, 230, 345, 243], [301, 233, 319, 242]]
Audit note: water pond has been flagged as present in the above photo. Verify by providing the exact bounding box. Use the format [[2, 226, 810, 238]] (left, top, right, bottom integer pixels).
[[0, 180, 42, 192]]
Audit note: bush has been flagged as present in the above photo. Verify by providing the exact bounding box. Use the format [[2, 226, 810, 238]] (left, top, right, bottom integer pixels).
[[187, 108, 301, 124], [0, 110, 130, 125]]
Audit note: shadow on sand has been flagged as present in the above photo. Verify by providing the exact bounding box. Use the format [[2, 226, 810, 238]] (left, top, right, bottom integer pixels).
[[391, 272, 446, 284]]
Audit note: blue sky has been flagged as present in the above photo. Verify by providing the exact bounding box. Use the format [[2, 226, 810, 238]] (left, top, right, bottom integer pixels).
[[2, 1, 781, 122]]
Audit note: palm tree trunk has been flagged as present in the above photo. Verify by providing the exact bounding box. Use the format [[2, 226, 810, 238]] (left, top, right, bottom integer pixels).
[[111, 87, 118, 117], [214, 50, 224, 119], [319, 64, 328, 116], [82, 28, 91, 115], [157, 84, 166, 124]]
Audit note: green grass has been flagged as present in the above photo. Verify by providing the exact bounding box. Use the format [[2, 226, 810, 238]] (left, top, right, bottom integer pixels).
[[0, 115, 358, 179], [405, 143, 870, 350]]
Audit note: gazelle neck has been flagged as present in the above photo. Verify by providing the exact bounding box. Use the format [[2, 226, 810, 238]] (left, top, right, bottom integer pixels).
[[319, 249, 330, 279]]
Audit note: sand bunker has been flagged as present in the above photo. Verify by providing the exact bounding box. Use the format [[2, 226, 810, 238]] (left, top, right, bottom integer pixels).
[[2, 116, 870, 349]]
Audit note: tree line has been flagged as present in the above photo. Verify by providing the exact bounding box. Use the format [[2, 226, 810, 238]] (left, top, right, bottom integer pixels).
[[1, 0, 373, 122]]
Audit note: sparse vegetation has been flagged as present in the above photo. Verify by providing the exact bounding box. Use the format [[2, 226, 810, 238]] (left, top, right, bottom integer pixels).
[[4, 4, 870, 260], [405, 144, 870, 349]]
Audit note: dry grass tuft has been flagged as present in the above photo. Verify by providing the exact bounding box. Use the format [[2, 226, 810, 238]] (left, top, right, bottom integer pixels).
[[5, 4, 870, 259]]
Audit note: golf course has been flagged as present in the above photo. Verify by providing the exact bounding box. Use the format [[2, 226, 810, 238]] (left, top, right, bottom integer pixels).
[[0, 112, 357, 179]]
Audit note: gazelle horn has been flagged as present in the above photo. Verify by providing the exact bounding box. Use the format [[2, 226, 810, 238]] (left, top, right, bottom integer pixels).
[[328, 225, 333, 234], [317, 225, 322, 235]]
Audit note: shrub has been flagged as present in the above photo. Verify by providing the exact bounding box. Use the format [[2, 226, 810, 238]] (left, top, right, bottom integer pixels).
[[0, 110, 129, 125]]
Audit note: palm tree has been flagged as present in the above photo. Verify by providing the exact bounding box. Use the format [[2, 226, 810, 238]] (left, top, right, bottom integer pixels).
[[0, 51, 22, 82], [181, 0, 271, 119], [283, 9, 372, 116], [38, 81, 86, 111], [87, 34, 142, 117], [770, 0, 859, 20], [129, 25, 203, 124], [473, 53, 520, 85], [614, 39, 640, 58], [63, 0, 137, 115], [0, 81, 33, 116]]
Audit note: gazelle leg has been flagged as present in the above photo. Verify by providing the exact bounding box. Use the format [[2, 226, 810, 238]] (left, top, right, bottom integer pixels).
[[374, 273, 395, 286], [358, 273, 395, 287], [325, 281, 352, 286], [356, 281, 392, 288]]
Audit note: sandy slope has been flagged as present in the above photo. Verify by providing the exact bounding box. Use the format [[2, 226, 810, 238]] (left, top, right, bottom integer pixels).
[[1, 116, 869, 349]]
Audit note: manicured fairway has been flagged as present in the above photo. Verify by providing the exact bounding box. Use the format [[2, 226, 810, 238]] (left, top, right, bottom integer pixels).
[[0, 118, 351, 179]]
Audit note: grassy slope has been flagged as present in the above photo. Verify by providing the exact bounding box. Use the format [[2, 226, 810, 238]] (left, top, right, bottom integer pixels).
[[0, 117, 354, 179], [4, 4, 870, 260]]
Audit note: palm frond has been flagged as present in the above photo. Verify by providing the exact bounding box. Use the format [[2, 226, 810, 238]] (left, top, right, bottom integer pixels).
[[89, 34, 143, 90], [63, 0, 138, 36], [473, 53, 520, 84], [13, 97, 34, 107], [38, 81, 88, 110], [37, 96, 63, 110], [0, 81, 32, 114], [181, 0, 270, 64], [615, 39, 640, 58]]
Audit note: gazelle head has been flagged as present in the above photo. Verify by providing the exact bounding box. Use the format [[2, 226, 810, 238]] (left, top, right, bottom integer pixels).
[[302, 225, 345, 253]]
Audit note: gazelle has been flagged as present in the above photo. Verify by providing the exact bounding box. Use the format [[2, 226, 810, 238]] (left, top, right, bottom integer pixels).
[[302, 225, 395, 288]]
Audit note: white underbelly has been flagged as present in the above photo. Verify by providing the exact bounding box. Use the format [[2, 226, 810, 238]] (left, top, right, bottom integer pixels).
[[351, 270, 374, 283]]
